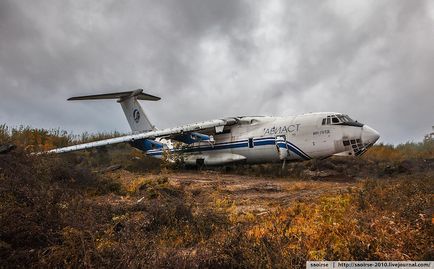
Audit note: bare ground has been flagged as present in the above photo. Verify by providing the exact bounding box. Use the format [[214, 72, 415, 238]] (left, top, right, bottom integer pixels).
[[104, 170, 358, 216]]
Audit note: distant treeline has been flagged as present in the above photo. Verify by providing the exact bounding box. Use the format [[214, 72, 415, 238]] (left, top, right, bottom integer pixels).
[[0, 124, 124, 152], [1, 124, 433, 160]]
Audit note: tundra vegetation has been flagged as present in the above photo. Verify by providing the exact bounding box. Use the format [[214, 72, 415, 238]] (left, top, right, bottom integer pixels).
[[0, 125, 433, 268]]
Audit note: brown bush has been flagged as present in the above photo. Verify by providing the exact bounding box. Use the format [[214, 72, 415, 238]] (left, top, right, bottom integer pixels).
[[0, 150, 234, 268], [1, 124, 433, 268], [225, 174, 434, 268]]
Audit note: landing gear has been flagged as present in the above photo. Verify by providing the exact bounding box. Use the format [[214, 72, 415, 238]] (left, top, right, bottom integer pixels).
[[196, 159, 205, 170]]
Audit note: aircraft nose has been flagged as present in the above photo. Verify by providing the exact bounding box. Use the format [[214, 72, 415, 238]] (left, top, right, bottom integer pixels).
[[361, 125, 380, 145]]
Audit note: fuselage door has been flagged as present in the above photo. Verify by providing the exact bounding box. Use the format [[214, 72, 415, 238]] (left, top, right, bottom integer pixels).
[[248, 138, 254, 148], [275, 135, 289, 160]]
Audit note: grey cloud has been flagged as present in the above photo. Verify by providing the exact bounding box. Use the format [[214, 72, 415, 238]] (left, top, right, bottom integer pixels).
[[0, 0, 433, 144]]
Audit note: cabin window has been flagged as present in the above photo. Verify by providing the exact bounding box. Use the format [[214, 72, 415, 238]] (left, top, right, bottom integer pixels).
[[332, 117, 339, 123], [248, 138, 254, 148], [322, 118, 326, 125]]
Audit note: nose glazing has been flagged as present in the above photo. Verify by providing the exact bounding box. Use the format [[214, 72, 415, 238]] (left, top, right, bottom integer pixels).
[[361, 125, 380, 145]]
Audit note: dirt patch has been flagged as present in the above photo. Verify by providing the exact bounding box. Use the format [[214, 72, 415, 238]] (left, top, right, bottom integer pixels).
[[157, 171, 357, 215]]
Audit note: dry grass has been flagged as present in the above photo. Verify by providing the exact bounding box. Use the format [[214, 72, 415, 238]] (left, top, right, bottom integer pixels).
[[1, 150, 432, 268], [364, 140, 434, 161], [1, 125, 433, 268], [242, 175, 433, 266]]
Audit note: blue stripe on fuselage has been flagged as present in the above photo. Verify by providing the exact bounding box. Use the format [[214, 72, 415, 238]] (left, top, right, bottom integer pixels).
[[285, 142, 310, 160], [146, 136, 311, 160]]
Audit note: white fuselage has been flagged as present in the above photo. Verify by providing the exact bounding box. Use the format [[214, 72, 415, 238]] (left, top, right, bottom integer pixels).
[[146, 112, 380, 166]]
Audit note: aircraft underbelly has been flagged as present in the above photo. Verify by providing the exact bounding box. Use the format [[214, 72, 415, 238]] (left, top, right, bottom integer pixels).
[[184, 151, 246, 166], [232, 145, 280, 164], [183, 144, 279, 165]]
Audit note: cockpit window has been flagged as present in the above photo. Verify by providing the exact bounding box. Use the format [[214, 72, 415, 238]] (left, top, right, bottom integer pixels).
[[340, 115, 353, 122], [337, 115, 347, 122], [321, 114, 363, 127]]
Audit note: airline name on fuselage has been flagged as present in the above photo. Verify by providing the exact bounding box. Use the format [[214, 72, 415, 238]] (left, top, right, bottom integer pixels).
[[264, 124, 300, 135]]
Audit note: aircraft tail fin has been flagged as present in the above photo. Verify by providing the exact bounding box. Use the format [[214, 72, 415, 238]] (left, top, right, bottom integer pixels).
[[68, 89, 160, 133]]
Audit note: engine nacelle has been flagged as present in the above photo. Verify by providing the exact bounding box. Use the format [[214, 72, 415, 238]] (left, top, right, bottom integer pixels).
[[131, 139, 164, 151], [174, 132, 214, 144]]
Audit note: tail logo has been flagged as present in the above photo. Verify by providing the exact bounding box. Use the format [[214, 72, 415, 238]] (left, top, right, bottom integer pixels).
[[133, 109, 140, 123]]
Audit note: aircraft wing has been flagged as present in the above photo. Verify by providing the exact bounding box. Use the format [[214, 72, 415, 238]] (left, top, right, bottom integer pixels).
[[44, 118, 238, 154]]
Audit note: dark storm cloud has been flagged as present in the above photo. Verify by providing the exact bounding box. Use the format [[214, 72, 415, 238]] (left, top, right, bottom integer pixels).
[[0, 0, 433, 144]]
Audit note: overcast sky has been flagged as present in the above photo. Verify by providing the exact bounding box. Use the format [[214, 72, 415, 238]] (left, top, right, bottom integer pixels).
[[1, 0, 433, 144]]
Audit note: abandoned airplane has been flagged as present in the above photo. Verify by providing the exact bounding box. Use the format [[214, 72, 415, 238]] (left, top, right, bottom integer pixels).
[[45, 89, 380, 166]]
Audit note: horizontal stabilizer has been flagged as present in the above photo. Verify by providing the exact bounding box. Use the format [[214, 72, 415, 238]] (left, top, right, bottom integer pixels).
[[68, 89, 160, 101]]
